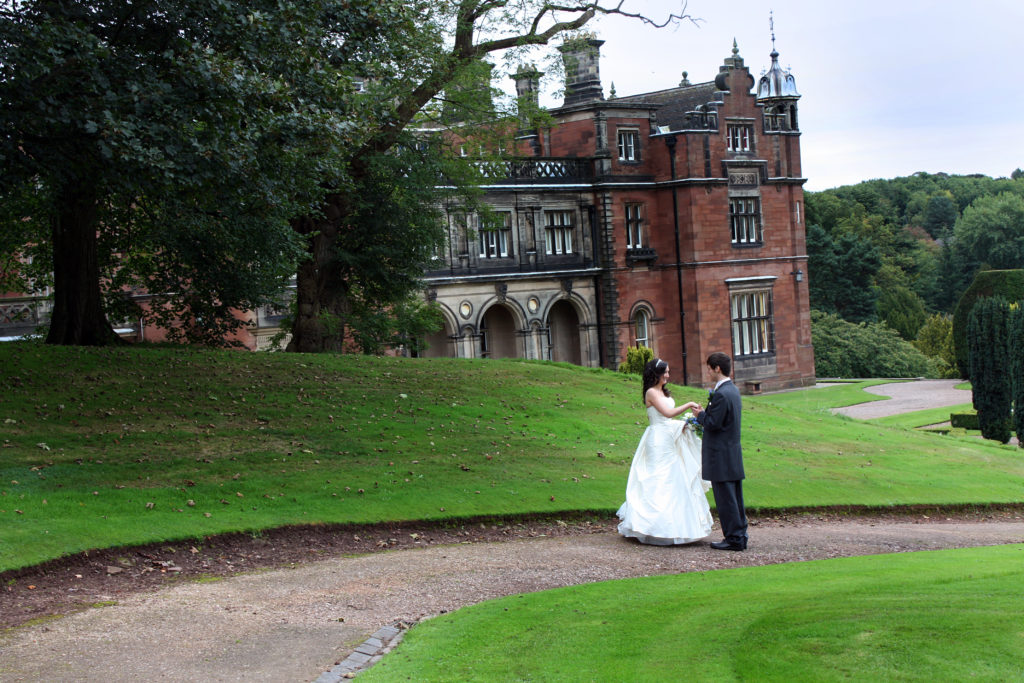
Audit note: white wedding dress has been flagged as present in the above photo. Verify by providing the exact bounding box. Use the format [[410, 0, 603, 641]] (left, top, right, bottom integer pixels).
[[616, 402, 713, 545]]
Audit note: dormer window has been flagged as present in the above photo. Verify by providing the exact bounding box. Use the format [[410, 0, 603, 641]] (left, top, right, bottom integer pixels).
[[617, 129, 641, 162], [726, 124, 753, 153]]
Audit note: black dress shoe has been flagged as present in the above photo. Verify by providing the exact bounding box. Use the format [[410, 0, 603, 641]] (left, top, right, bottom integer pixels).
[[710, 540, 745, 551]]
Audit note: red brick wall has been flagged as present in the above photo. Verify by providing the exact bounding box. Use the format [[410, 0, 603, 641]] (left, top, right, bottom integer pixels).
[[592, 62, 814, 391]]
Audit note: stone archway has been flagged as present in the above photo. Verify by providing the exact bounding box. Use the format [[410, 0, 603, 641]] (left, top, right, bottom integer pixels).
[[481, 304, 518, 359], [548, 299, 581, 365], [420, 317, 455, 358]]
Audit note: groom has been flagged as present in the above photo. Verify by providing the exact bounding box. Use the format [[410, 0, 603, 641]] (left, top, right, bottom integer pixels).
[[693, 352, 748, 551]]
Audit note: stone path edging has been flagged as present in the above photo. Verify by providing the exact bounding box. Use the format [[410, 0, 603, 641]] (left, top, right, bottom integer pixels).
[[314, 624, 405, 681]]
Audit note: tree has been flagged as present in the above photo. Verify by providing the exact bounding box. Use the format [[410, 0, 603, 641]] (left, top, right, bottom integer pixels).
[[0, 0, 353, 345], [282, 1, 695, 352], [913, 314, 957, 378], [954, 192, 1024, 271], [967, 297, 1012, 443], [810, 310, 936, 379], [805, 172, 1024, 318], [618, 345, 654, 375], [934, 231, 981, 313], [921, 193, 958, 238], [1010, 303, 1024, 447], [876, 284, 928, 341], [806, 224, 882, 323]]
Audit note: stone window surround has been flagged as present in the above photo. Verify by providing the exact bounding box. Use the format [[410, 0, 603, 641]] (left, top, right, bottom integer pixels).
[[725, 276, 776, 358], [616, 127, 641, 162]]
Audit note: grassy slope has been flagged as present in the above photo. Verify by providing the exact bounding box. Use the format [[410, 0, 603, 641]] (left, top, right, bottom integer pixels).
[[1, 344, 1021, 572], [873, 403, 973, 430], [361, 544, 1024, 682]]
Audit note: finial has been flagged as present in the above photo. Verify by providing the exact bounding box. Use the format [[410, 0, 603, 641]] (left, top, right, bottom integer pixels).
[[609, 82, 617, 99], [770, 10, 776, 51], [679, 70, 691, 86], [732, 38, 739, 56]]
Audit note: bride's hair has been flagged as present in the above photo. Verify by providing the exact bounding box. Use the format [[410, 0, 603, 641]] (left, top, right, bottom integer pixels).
[[641, 358, 671, 402]]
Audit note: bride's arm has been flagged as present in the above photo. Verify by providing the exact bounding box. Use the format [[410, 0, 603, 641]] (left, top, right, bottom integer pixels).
[[678, 401, 701, 414], [646, 390, 694, 418]]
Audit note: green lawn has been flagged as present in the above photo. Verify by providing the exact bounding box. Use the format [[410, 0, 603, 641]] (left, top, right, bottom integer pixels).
[[361, 544, 1024, 682], [1, 344, 1021, 572], [873, 403, 974, 430]]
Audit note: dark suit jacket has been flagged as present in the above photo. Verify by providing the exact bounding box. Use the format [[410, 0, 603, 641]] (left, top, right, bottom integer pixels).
[[697, 379, 745, 482]]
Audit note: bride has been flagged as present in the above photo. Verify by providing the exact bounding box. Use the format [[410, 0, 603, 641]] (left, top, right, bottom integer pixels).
[[617, 357, 713, 545]]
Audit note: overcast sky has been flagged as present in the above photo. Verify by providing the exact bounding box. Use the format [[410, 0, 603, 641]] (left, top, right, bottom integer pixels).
[[530, 0, 1024, 191]]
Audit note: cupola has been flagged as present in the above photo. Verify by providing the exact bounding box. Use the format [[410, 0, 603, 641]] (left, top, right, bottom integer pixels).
[[756, 48, 800, 99], [755, 17, 800, 132]]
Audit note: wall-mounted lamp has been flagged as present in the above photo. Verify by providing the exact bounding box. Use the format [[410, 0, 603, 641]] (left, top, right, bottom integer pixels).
[[792, 268, 804, 283]]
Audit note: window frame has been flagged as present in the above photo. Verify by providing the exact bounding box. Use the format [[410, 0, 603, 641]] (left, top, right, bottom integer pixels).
[[450, 211, 470, 256], [616, 128, 641, 162], [625, 203, 644, 249], [478, 211, 513, 259], [726, 123, 754, 153], [729, 196, 763, 246], [730, 288, 774, 358], [544, 209, 575, 255], [634, 309, 650, 348]]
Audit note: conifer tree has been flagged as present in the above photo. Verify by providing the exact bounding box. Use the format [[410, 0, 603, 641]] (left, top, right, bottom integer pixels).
[[1010, 303, 1024, 447], [967, 297, 1012, 443]]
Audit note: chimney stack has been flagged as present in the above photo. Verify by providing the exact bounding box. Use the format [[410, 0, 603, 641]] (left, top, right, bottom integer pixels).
[[558, 37, 605, 106], [513, 64, 543, 126]]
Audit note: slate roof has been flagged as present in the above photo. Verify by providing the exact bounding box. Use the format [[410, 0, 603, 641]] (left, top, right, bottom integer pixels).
[[613, 81, 719, 131]]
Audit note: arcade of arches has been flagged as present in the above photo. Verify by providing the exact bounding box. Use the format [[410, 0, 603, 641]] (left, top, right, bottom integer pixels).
[[419, 281, 598, 367]]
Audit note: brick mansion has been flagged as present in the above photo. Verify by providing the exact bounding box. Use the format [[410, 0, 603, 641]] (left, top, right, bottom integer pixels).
[[0, 37, 816, 393], [419, 38, 815, 392]]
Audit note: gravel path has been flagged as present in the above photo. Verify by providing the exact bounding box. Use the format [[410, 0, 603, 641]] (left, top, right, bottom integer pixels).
[[832, 379, 971, 419], [2, 512, 1022, 682]]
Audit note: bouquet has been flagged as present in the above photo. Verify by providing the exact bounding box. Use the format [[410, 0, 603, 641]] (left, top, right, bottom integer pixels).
[[683, 411, 703, 437]]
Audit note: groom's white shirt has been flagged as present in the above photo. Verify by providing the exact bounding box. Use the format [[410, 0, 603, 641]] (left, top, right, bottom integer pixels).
[[714, 377, 732, 391]]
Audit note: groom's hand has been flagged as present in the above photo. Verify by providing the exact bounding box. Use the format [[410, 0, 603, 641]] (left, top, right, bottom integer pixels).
[[693, 404, 703, 415]]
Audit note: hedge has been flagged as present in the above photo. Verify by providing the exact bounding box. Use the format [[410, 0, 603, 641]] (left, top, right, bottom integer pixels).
[[952, 269, 1024, 377]]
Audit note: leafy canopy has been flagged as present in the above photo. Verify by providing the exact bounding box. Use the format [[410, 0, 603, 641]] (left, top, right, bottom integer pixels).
[[810, 310, 936, 379], [0, 0, 420, 344]]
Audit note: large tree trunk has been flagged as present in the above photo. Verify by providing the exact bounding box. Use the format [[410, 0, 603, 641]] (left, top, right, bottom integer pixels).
[[285, 204, 349, 353], [45, 182, 121, 346]]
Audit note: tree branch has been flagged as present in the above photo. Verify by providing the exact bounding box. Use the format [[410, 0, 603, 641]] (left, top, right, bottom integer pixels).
[[544, 1, 695, 29], [358, 0, 694, 162]]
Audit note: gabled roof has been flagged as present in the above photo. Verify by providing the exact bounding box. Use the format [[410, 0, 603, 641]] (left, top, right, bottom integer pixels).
[[613, 81, 719, 130]]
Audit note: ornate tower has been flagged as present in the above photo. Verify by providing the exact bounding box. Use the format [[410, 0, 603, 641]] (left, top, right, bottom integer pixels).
[[756, 18, 800, 131]]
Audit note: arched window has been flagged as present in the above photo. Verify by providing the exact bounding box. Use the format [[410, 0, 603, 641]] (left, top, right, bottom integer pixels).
[[634, 309, 650, 348]]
